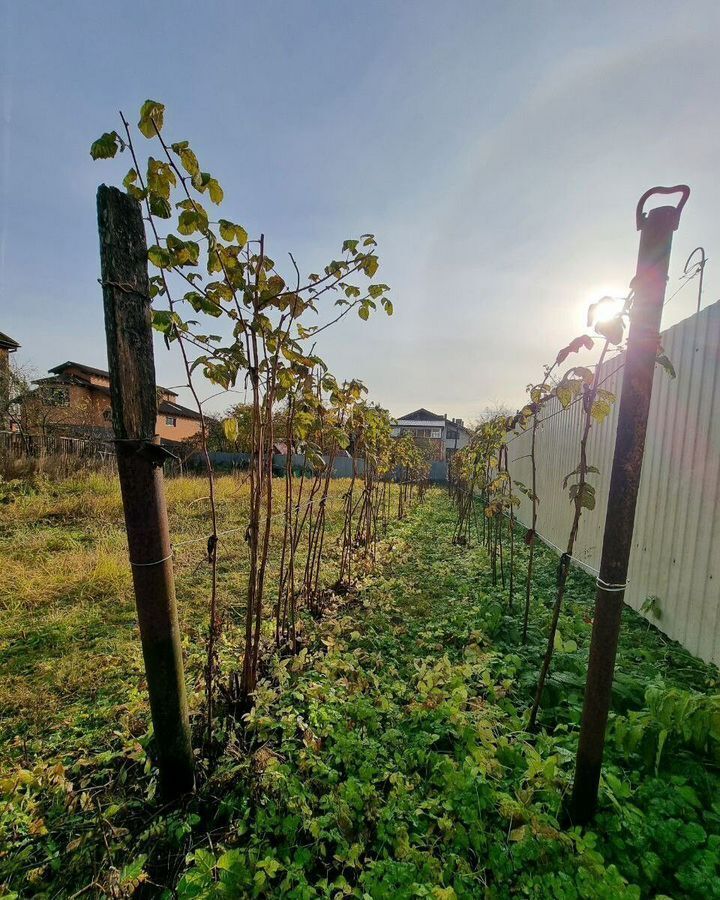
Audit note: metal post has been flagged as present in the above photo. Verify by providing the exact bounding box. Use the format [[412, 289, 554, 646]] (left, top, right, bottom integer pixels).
[[97, 184, 194, 799], [569, 185, 689, 825]]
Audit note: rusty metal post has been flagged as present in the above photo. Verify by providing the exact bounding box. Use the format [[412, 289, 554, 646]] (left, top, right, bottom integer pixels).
[[569, 185, 689, 824], [97, 184, 194, 799]]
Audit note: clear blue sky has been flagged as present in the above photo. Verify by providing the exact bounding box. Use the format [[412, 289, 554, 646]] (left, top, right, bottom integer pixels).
[[2, 1, 719, 422]]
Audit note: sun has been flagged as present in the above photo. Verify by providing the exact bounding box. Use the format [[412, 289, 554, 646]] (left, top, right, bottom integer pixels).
[[579, 285, 627, 329]]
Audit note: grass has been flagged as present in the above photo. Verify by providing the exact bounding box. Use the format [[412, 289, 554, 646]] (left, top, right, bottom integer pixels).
[[0, 472, 361, 758], [1, 478, 719, 897]]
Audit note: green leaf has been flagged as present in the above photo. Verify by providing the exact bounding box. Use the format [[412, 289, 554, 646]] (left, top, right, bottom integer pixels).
[[362, 255, 379, 278], [656, 352, 676, 379], [167, 234, 200, 267], [218, 219, 235, 242], [256, 857, 283, 878], [358, 304, 370, 321], [122, 168, 146, 201], [152, 309, 182, 337], [147, 245, 172, 268], [138, 100, 165, 138], [177, 206, 209, 236], [90, 131, 121, 159], [218, 220, 248, 246], [569, 481, 596, 510], [149, 194, 172, 219], [146, 157, 176, 200], [185, 290, 222, 317]]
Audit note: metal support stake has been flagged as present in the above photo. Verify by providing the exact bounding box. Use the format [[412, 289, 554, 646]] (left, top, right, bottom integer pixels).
[[569, 185, 689, 825], [97, 184, 194, 800]]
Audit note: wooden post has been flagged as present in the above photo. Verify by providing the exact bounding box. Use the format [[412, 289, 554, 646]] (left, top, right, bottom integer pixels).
[[569, 185, 689, 824], [97, 184, 194, 799]]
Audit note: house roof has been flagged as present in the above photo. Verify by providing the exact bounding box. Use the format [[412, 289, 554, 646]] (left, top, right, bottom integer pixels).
[[34, 368, 201, 422], [397, 408, 445, 422], [49, 360, 110, 379], [47, 361, 178, 397], [158, 398, 202, 422], [0, 331, 20, 351]]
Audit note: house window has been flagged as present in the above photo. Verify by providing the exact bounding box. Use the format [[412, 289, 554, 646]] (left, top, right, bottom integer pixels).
[[103, 408, 112, 421], [165, 416, 177, 427], [41, 386, 70, 407], [431, 428, 442, 438]]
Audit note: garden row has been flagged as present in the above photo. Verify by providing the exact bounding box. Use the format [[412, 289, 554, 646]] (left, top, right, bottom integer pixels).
[[2, 488, 719, 896]]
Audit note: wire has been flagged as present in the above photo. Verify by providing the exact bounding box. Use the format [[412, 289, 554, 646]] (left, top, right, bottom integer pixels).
[[504, 360, 626, 446], [129, 552, 174, 567], [532, 533, 600, 577], [454, 490, 600, 577], [170, 493, 347, 551], [664, 269, 697, 307]]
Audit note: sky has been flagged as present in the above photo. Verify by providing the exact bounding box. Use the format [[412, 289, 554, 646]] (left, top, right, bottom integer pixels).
[[2, 0, 720, 424]]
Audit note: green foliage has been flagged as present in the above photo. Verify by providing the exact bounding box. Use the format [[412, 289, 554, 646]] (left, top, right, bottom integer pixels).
[[2, 489, 719, 896], [656, 349, 677, 379], [138, 99, 165, 138], [640, 594, 662, 620], [89, 130, 122, 159], [90, 99, 393, 400]]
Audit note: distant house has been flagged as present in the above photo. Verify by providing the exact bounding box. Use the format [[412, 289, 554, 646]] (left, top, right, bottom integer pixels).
[[391, 408, 471, 462], [21, 361, 202, 443], [0, 332, 21, 430]]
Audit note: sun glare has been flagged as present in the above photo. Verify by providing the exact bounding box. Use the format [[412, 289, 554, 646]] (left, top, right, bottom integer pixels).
[[579, 286, 627, 329], [588, 295, 625, 327]]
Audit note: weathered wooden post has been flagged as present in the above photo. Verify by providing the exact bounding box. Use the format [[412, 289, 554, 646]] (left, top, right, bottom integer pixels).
[[569, 185, 689, 824], [97, 184, 194, 799]]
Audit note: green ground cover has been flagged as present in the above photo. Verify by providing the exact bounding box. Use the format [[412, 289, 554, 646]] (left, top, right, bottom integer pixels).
[[1, 480, 719, 898]]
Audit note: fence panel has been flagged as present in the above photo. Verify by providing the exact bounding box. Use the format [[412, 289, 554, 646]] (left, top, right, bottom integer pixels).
[[507, 300, 720, 666], [0, 431, 113, 469]]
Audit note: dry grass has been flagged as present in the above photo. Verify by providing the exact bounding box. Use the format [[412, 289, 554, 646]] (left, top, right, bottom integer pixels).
[[0, 470, 387, 770]]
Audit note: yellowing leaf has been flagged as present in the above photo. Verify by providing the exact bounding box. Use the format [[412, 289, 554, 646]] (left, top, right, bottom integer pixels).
[[179, 147, 199, 176], [138, 100, 165, 138], [208, 178, 224, 204]]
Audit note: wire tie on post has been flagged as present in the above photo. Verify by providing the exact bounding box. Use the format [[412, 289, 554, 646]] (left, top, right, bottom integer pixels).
[[129, 552, 173, 568], [595, 576, 629, 592]]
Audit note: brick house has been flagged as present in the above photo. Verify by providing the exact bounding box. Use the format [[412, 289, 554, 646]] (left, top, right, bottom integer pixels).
[[391, 408, 471, 462], [21, 361, 202, 443], [0, 331, 21, 429]]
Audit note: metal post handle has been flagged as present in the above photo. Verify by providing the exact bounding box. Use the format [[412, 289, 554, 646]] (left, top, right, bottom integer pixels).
[[636, 184, 690, 231]]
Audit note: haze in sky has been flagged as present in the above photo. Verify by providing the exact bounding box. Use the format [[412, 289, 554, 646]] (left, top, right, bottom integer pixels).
[[2, 0, 719, 423]]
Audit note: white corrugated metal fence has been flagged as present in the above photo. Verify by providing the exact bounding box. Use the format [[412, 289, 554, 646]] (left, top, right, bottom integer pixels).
[[507, 300, 720, 666]]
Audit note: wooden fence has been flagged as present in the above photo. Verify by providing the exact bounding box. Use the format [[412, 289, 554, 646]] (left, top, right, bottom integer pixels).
[[0, 431, 115, 471]]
